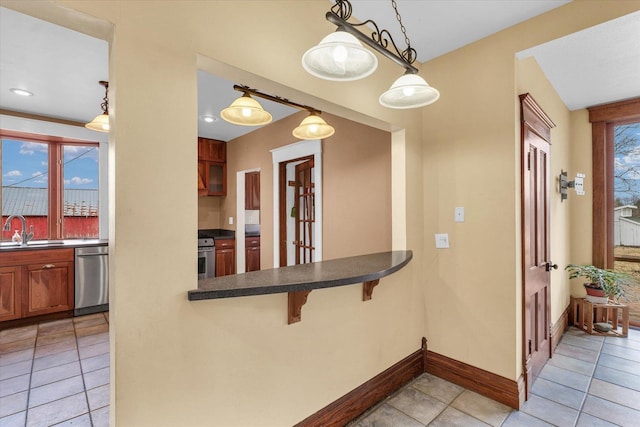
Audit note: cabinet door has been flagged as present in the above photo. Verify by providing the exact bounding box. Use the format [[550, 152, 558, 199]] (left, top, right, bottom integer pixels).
[[208, 162, 226, 196], [198, 138, 226, 162], [246, 247, 260, 272], [245, 172, 260, 210], [22, 261, 73, 317], [215, 239, 235, 276], [0, 266, 22, 322], [198, 161, 208, 195]]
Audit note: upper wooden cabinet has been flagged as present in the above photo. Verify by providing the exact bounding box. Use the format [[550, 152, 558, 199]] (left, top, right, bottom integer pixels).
[[198, 137, 226, 162], [198, 138, 227, 196], [245, 172, 260, 210]]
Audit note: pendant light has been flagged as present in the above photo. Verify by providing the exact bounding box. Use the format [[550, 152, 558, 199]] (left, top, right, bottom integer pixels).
[[379, 72, 440, 109], [220, 93, 272, 126], [302, 31, 378, 81], [222, 85, 335, 141], [293, 113, 335, 140], [303, 0, 440, 109], [85, 81, 110, 132]]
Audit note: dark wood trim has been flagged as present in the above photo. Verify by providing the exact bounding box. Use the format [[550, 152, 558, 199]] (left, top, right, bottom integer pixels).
[[425, 350, 522, 410], [362, 279, 379, 301], [588, 98, 640, 123], [287, 290, 311, 324], [519, 93, 556, 142], [0, 310, 73, 331], [551, 304, 570, 351], [295, 337, 427, 427], [0, 109, 87, 128], [589, 98, 640, 268], [0, 129, 98, 145]]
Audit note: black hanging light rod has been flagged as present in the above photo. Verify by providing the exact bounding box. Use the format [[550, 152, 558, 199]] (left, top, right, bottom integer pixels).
[[325, 0, 419, 74], [233, 85, 320, 115]]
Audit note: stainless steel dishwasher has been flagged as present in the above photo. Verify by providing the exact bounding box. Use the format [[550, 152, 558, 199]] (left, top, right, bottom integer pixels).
[[75, 245, 109, 316]]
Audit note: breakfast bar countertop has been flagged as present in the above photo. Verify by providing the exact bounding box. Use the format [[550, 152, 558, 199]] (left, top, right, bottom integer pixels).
[[188, 250, 412, 301]]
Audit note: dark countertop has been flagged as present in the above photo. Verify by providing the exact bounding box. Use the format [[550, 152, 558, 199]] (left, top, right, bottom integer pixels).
[[188, 250, 412, 300], [0, 239, 108, 252], [198, 229, 235, 240], [245, 231, 260, 237]]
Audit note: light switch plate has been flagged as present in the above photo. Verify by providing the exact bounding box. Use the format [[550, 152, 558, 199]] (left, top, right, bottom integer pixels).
[[455, 207, 465, 222], [435, 233, 449, 249], [228, 216, 234, 225]]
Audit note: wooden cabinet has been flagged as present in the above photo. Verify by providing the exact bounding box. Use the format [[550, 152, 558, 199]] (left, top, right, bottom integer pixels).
[[215, 238, 235, 277], [245, 236, 260, 272], [245, 172, 260, 210], [0, 248, 74, 322], [197, 138, 227, 196], [0, 266, 21, 322]]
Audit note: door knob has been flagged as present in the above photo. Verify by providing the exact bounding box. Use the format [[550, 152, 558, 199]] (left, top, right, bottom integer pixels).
[[546, 262, 558, 272]]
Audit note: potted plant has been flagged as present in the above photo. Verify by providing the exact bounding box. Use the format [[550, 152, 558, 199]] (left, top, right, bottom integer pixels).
[[565, 264, 635, 304]]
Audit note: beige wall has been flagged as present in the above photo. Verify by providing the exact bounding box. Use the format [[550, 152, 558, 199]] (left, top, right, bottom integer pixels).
[[3, 0, 638, 425], [420, 1, 639, 381]]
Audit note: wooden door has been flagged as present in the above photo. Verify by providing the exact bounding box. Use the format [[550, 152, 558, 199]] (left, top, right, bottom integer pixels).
[[520, 94, 555, 398], [294, 159, 315, 265]]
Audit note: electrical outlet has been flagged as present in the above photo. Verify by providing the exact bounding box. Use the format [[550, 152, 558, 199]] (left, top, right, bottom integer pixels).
[[455, 207, 465, 222], [435, 233, 449, 249]]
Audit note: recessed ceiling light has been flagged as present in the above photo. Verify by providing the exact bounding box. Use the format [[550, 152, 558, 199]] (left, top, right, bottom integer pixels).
[[10, 88, 34, 97], [201, 115, 217, 123]]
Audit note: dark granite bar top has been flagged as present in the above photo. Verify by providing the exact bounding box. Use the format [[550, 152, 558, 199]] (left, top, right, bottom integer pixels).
[[198, 229, 235, 240], [188, 250, 412, 301]]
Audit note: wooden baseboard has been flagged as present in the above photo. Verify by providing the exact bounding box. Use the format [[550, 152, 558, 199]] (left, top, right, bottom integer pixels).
[[0, 310, 73, 331], [425, 350, 521, 410], [295, 337, 427, 427], [551, 304, 570, 351]]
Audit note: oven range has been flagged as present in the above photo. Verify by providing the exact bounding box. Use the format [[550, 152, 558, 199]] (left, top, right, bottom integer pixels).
[[197, 237, 215, 279]]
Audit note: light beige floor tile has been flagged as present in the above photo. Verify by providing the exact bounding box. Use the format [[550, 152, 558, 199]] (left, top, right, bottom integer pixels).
[[0, 338, 35, 354], [37, 319, 73, 336], [582, 395, 640, 426], [0, 390, 28, 418], [356, 403, 424, 427], [0, 410, 26, 427], [576, 413, 619, 426], [33, 337, 77, 358], [26, 392, 88, 427], [0, 360, 32, 381], [78, 341, 109, 360], [520, 394, 579, 426], [80, 353, 109, 374], [87, 383, 109, 411], [91, 405, 110, 427], [73, 313, 106, 328], [588, 378, 640, 410], [36, 330, 75, 347], [33, 349, 79, 372], [0, 325, 37, 344], [30, 361, 81, 388], [387, 386, 447, 424], [54, 413, 93, 426], [28, 375, 85, 408], [0, 349, 33, 367], [502, 410, 554, 426], [77, 332, 108, 348], [83, 367, 109, 390], [75, 323, 108, 338], [0, 373, 30, 398], [429, 406, 490, 427], [450, 390, 512, 426], [411, 373, 464, 404]]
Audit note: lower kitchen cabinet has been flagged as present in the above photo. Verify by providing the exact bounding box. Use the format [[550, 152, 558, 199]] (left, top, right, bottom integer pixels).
[[246, 236, 260, 272], [0, 248, 74, 322], [215, 238, 235, 277]]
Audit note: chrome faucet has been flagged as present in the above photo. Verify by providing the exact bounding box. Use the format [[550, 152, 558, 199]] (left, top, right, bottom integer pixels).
[[3, 215, 34, 245]]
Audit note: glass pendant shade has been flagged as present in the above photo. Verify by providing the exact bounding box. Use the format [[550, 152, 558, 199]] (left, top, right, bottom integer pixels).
[[379, 73, 440, 109], [221, 94, 272, 126], [292, 114, 335, 140], [302, 31, 378, 81], [85, 113, 110, 132]]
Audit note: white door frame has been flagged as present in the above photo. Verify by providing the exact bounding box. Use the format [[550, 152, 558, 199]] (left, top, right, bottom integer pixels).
[[236, 167, 260, 274]]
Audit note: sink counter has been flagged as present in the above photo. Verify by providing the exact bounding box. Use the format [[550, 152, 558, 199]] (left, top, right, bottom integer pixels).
[[0, 239, 108, 252], [189, 250, 412, 300]]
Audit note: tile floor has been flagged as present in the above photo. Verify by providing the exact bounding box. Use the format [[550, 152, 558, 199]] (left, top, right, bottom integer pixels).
[[1, 318, 638, 426], [352, 326, 640, 426], [0, 313, 110, 427]]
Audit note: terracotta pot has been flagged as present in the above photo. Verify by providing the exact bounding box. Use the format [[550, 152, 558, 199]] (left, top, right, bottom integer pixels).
[[584, 283, 606, 297]]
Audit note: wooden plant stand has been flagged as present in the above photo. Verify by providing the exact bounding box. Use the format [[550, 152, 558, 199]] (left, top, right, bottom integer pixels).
[[570, 296, 629, 337]]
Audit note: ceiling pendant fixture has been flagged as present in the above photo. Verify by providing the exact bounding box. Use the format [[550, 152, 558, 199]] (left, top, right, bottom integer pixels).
[[221, 85, 335, 140], [220, 93, 272, 126], [303, 0, 439, 109], [85, 80, 110, 132]]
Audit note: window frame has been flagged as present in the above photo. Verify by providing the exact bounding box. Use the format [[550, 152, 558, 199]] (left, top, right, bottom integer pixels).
[[589, 98, 640, 268], [1, 129, 100, 240]]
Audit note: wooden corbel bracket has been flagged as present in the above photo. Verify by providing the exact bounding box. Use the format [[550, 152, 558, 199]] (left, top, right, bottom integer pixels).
[[288, 290, 312, 324], [363, 279, 380, 301]]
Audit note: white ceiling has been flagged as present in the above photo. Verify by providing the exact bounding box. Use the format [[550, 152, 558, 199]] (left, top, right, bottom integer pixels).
[[1, 2, 638, 141]]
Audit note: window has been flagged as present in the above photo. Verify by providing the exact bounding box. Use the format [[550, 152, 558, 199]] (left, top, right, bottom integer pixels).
[[1, 130, 99, 241], [589, 98, 640, 326]]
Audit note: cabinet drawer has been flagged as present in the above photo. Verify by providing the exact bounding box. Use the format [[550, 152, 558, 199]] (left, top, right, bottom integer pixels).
[[216, 239, 235, 249], [245, 237, 260, 248], [0, 248, 74, 268]]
